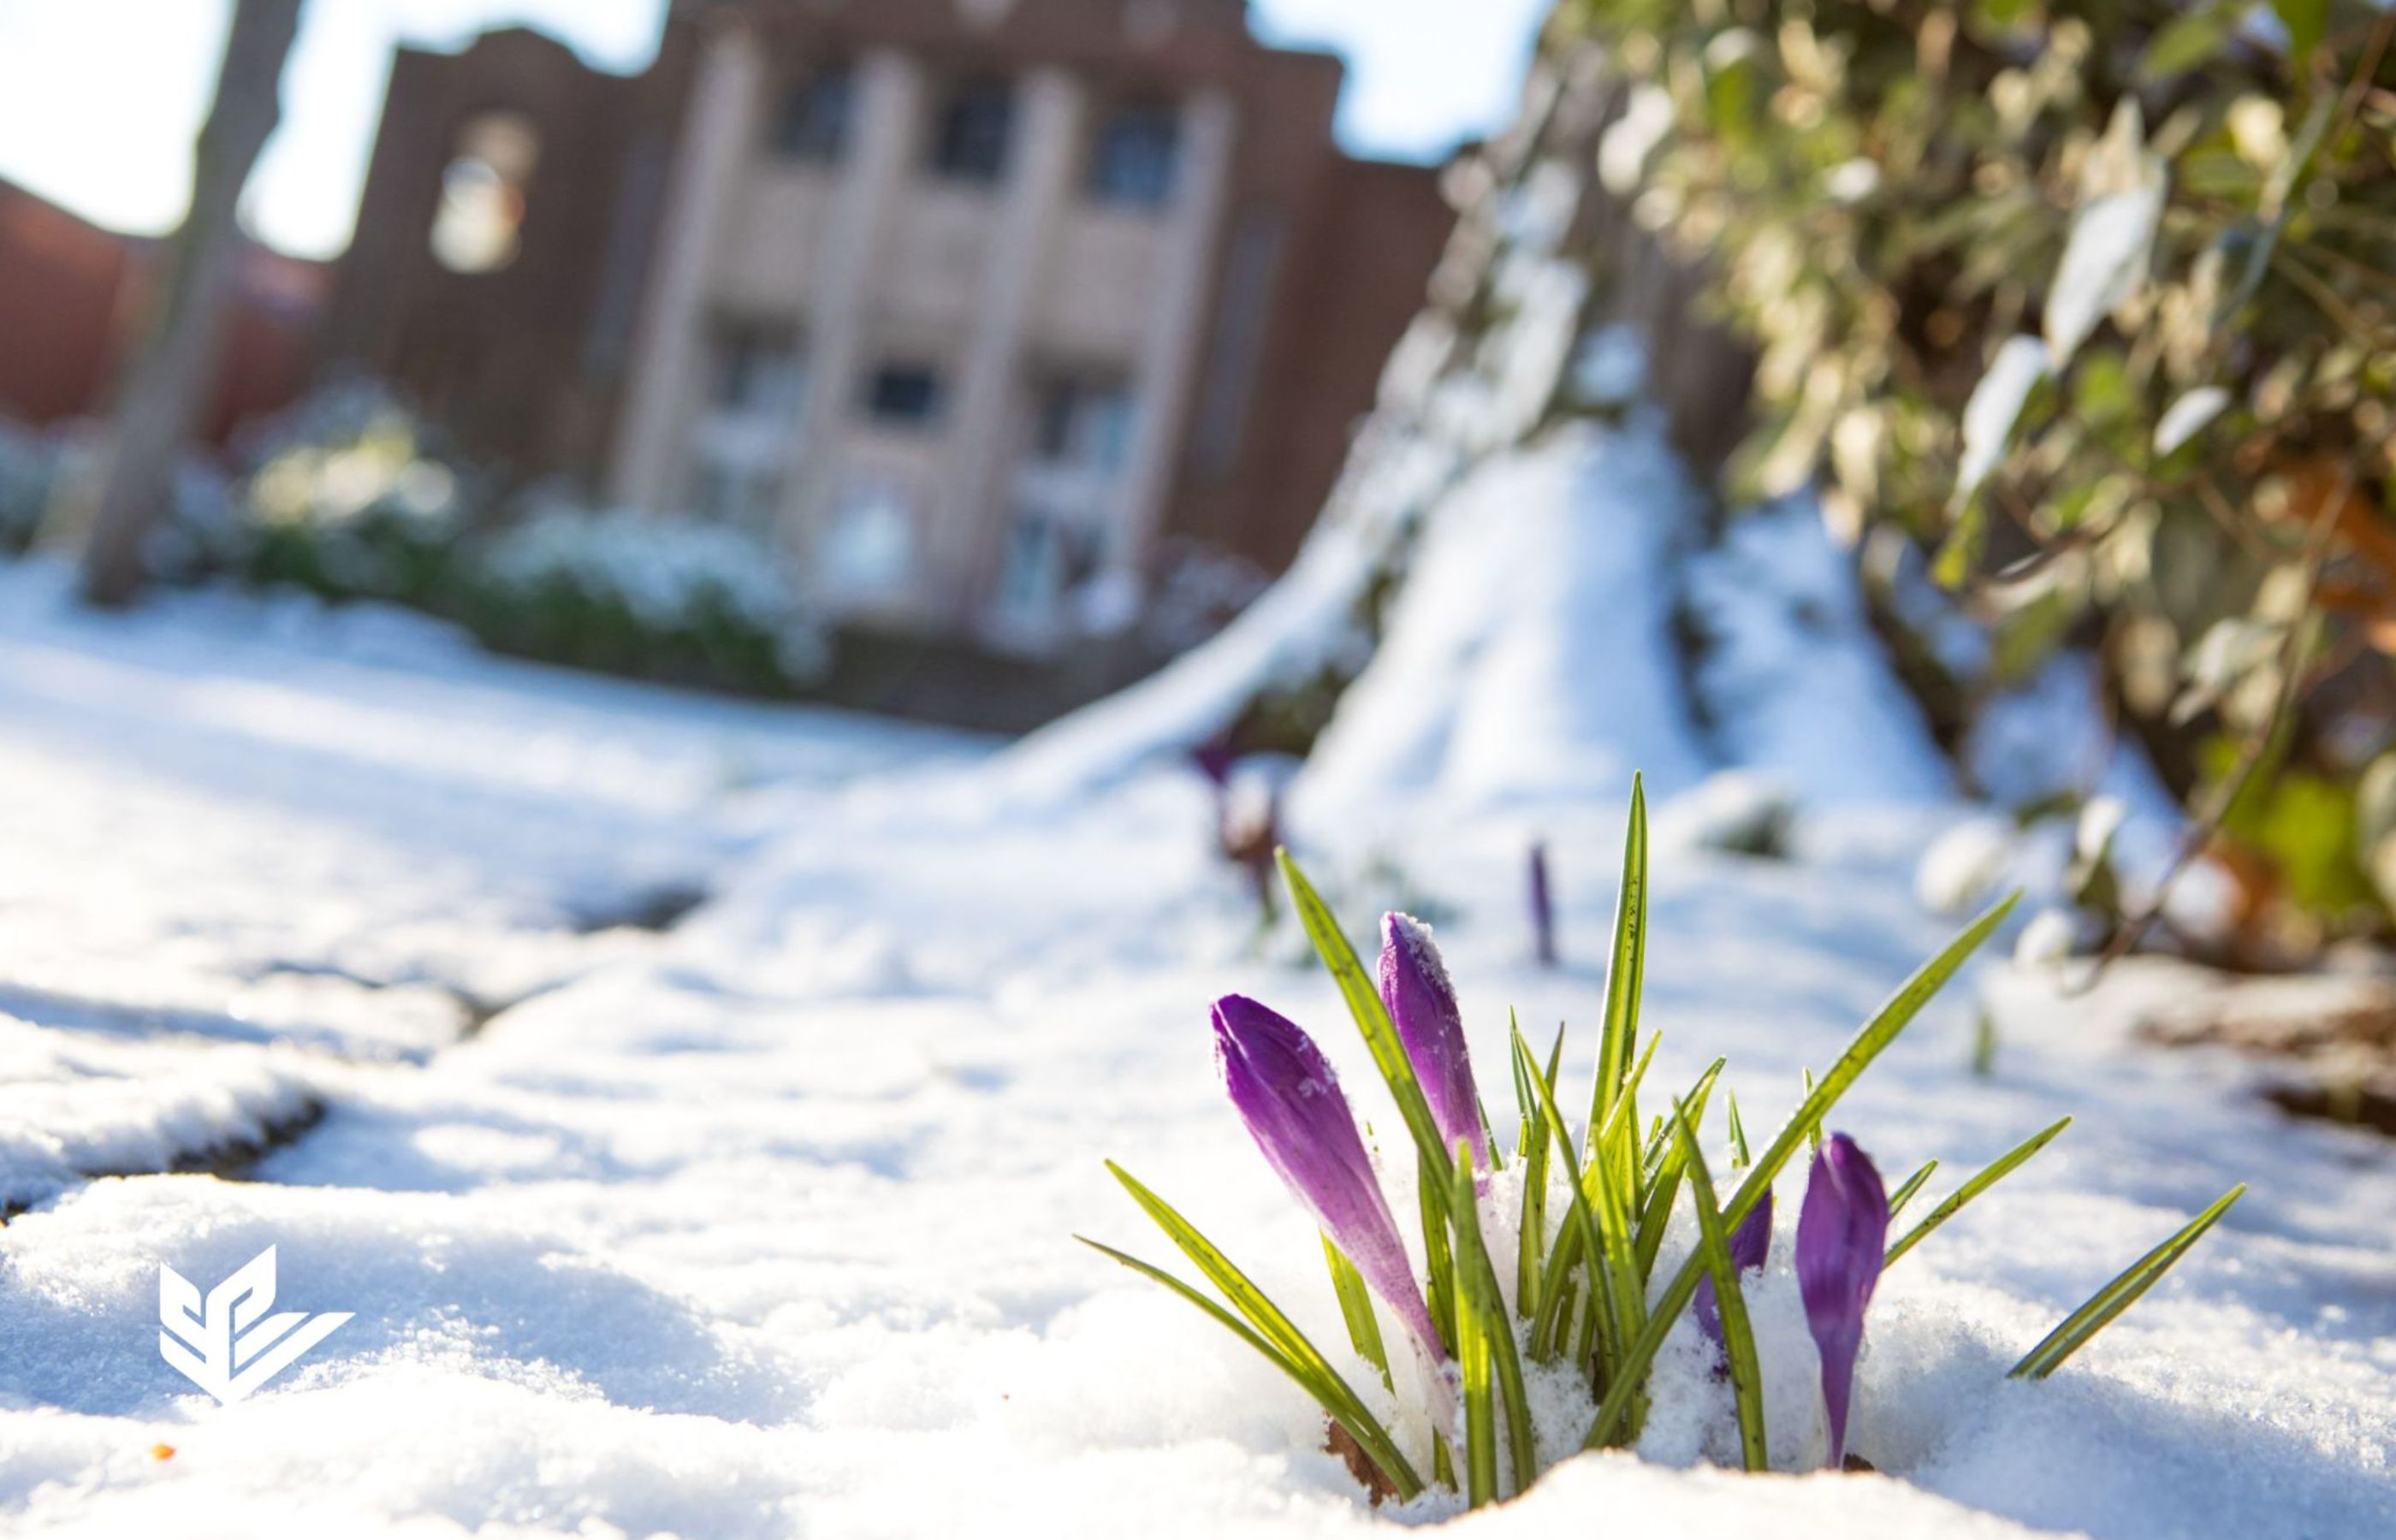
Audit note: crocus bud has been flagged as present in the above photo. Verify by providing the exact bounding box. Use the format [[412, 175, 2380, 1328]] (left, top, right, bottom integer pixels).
[[1694, 1189, 1773, 1349], [1189, 738, 1237, 791], [1212, 994, 1441, 1361], [1377, 914, 1487, 1160], [1528, 842, 1557, 968], [1796, 1134, 1889, 1469]]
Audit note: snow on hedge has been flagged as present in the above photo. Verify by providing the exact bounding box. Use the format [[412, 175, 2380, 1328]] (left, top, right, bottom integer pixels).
[[477, 504, 832, 685], [1296, 419, 1711, 819]]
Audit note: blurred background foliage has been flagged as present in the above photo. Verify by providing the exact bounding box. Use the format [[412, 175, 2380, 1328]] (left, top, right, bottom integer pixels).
[[1563, 0, 2396, 962]]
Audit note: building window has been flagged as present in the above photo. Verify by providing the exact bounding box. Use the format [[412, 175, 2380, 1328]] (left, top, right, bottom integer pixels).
[[928, 78, 1014, 184], [770, 63, 853, 162], [864, 363, 945, 427], [1032, 376, 1135, 471], [1088, 102, 1179, 209], [685, 459, 785, 529], [822, 477, 918, 600], [430, 112, 540, 274], [993, 372, 1138, 637], [686, 321, 806, 529], [712, 322, 805, 415]]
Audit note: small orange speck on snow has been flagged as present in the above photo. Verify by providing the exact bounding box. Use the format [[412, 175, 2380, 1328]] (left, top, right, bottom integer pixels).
[[150, 1444, 175, 1461]]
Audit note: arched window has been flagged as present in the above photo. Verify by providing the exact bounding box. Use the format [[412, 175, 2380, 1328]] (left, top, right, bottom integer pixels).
[[430, 111, 540, 274]]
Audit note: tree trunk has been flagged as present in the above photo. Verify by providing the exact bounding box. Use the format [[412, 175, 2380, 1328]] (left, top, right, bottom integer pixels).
[[64, 0, 302, 608]]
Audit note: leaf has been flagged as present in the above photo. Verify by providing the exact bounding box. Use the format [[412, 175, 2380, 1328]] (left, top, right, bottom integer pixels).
[[1590, 777, 1651, 1157], [1446, 1143, 1538, 1496], [2045, 136, 2168, 365], [1081, 1235, 1424, 1500], [1634, 1057, 1725, 1275], [1671, 1103, 1769, 1472], [1278, 851, 1455, 1211], [1323, 1237, 1391, 1387], [1726, 1091, 1752, 1168], [1888, 1159, 1940, 1219], [1454, 1228, 1498, 1507], [1885, 1116, 2072, 1268], [1100, 1164, 1424, 1496], [2009, 1185, 2248, 1379], [2153, 386, 2231, 457], [1726, 891, 2021, 1229], [1954, 336, 2052, 507], [2140, 9, 2229, 80], [1515, 1019, 1566, 1318], [1516, 1030, 1626, 1372], [1421, 1150, 1458, 1353], [1585, 893, 2020, 1448], [2272, 0, 2328, 63]]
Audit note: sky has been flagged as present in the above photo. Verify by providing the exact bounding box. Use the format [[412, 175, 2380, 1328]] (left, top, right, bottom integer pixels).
[[0, 0, 1545, 261]]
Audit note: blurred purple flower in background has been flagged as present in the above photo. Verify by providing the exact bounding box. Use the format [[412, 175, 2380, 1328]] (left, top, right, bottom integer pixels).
[[1796, 1133, 1889, 1468], [1378, 913, 1487, 1160], [1212, 993, 1442, 1359], [1528, 841, 1557, 968]]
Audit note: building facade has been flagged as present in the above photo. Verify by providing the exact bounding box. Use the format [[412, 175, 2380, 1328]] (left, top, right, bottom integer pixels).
[[326, 0, 1450, 655]]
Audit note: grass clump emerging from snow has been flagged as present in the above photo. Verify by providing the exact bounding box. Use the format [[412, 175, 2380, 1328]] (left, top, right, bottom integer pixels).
[[1082, 776, 2247, 1508]]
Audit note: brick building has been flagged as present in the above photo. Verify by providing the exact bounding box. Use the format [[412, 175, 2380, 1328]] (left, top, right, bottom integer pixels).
[[325, 0, 1450, 660]]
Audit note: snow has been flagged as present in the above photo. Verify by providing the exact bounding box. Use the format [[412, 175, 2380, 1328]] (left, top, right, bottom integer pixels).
[[1294, 421, 1712, 820], [1682, 497, 1953, 806], [0, 561, 2384, 1537]]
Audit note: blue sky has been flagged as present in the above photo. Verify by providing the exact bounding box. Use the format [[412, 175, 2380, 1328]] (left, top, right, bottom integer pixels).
[[0, 0, 1543, 260]]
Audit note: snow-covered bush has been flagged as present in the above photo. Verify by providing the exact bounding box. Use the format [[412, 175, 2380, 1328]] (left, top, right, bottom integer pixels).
[[229, 382, 476, 604], [0, 418, 58, 555], [1142, 540, 1272, 657], [1089, 792, 2245, 1509], [464, 501, 830, 694]]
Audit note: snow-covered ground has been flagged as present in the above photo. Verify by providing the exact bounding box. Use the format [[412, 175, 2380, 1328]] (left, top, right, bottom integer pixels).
[[0, 567, 2388, 1538]]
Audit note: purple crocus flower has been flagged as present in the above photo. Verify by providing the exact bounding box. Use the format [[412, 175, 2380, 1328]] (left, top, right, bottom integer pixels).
[[1796, 1134, 1889, 1469], [1377, 914, 1487, 1160], [1693, 1189, 1773, 1350], [1528, 842, 1557, 968], [1212, 994, 1442, 1361], [1189, 737, 1238, 790]]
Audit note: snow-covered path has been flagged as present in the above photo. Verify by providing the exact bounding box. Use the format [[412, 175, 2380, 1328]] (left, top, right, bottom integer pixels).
[[0, 583, 2388, 1537]]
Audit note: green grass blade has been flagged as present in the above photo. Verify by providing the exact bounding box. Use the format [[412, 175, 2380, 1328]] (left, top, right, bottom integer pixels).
[[1588, 776, 1649, 1156], [1634, 1058, 1725, 1275], [1277, 850, 1453, 1206], [1884, 1117, 2072, 1268], [1585, 894, 2020, 1448], [1515, 1017, 1564, 1318], [1640, 1057, 1724, 1193], [1447, 1143, 1538, 1496], [1447, 1146, 1494, 1506], [1103, 1162, 1425, 1496], [2009, 1184, 2246, 1380], [1516, 1028, 1641, 1407], [1420, 1149, 1459, 1353], [1670, 1103, 1769, 1472], [1456, 1270, 1497, 1506], [1080, 1236, 1423, 1500], [1079, 1236, 1295, 1375], [1516, 1030, 1613, 1368], [1888, 1160, 1939, 1220], [1800, 1069, 1823, 1154], [1726, 1091, 1751, 1169], [1723, 891, 2020, 1230], [1323, 1236, 1391, 1387]]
